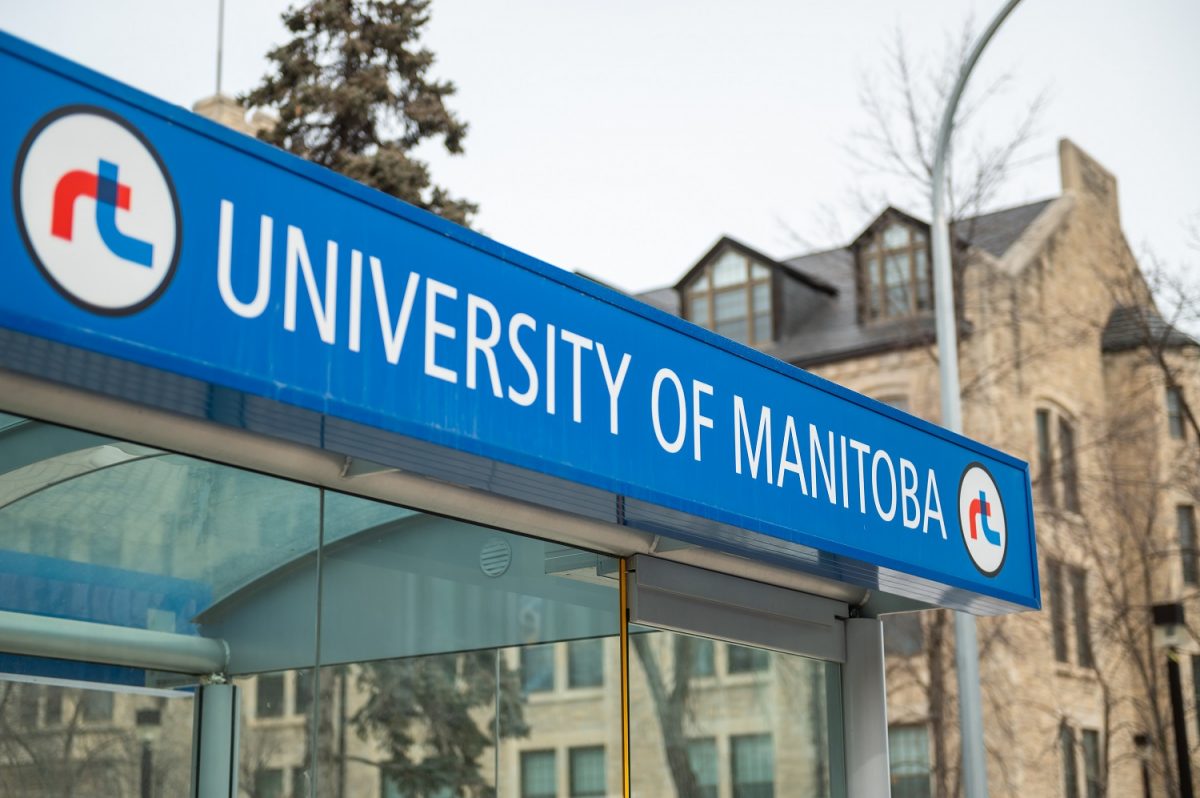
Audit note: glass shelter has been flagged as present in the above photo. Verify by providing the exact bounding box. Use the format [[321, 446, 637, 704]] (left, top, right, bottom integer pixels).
[[0, 393, 853, 798], [0, 30, 1038, 798]]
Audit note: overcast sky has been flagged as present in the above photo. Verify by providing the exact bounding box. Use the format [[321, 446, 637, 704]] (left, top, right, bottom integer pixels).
[[5, 0, 1198, 292]]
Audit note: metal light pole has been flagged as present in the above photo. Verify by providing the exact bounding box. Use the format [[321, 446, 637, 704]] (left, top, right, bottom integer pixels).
[[215, 0, 226, 97], [929, 2, 1024, 797]]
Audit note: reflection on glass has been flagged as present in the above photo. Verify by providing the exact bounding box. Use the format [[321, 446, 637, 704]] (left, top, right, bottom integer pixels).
[[752, 282, 770, 311], [732, 734, 774, 798], [715, 319, 749, 344], [888, 725, 932, 798], [238, 667, 315, 798], [689, 639, 715, 678], [0, 681, 194, 797], [569, 745, 607, 796], [567, 639, 604, 689], [522, 645, 556, 693], [686, 739, 719, 798], [712, 252, 747, 288], [0, 415, 322, 677], [883, 224, 909, 248], [521, 749, 556, 798], [726, 644, 769, 674], [630, 630, 837, 798], [310, 490, 620, 798], [714, 289, 747, 323]]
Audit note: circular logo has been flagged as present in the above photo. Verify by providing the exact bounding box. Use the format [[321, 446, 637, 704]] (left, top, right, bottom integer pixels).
[[957, 462, 1007, 577], [13, 106, 181, 315]]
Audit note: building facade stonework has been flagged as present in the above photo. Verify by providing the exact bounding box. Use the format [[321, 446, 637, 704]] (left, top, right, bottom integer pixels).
[[635, 138, 1200, 797]]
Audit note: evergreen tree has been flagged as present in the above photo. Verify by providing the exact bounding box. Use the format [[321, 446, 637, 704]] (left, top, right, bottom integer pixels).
[[354, 653, 529, 798], [245, 0, 476, 225]]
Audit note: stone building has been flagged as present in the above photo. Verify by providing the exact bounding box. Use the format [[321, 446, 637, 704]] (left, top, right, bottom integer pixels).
[[629, 138, 1200, 797]]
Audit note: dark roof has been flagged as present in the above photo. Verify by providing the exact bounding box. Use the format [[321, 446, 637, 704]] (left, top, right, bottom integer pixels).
[[675, 235, 837, 296], [1101, 305, 1199, 353], [953, 199, 1055, 258], [635, 286, 680, 314], [631, 198, 1056, 366], [771, 247, 960, 367]]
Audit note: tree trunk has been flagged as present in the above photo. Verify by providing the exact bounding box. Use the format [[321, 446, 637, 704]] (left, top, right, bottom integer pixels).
[[631, 634, 701, 797]]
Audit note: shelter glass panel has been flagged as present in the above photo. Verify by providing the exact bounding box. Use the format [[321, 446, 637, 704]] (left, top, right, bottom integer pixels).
[[314, 492, 621, 798], [628, 629, 838, 798], [0, 680, 195, 797]]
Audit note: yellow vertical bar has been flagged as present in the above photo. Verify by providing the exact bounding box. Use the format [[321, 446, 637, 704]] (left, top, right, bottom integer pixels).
[[619, 557, 632, 798]]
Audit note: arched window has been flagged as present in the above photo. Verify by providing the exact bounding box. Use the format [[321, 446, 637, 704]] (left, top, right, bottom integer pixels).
[[684, 249, 773, 345], [859, 222, 931, 322]]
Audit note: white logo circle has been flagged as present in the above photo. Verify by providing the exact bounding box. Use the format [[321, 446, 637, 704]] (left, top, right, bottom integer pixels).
[[957, 463, 1007, 576], [14, 107, 180, 315]]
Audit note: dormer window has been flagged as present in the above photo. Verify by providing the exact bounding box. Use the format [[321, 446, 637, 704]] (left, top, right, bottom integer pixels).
[[859, 222, 931, 322], [685, 249, 773, 345]]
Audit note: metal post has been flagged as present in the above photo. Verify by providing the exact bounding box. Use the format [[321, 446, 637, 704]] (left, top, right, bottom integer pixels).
[[191, 681, 240, 798], [929, 2, 1024, 797], [0, 609, 228, 675], [215, 0, 225, 96], [843, 618, 891, 797]]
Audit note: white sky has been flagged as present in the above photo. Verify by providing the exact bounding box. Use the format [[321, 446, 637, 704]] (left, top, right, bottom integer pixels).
[[5, 0, 1198, 293]]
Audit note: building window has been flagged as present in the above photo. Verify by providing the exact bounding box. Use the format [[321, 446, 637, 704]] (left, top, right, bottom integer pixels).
[[1048, 560, 1095, 667], [292, 767, 308, 798], [883, 613, 925, 658], [80, 690, 113, 723], [256, 768, 284, 798], [860, 222, 931, 322], [381, 777, 453, 798], [257, 673, 285, 718], [1178, 505, 1198, 586], [731, 734, 774, 798], [42, 687, 63, 726], [1061, 724, 1079, 798], [1036, 409, 1055, 507], [17, 685, 38, 728], [1193, 655, 1200, 739], [888, 725, 932, 798], [1048, 560, 1069, 663], [1081, 729, 1102, 798], [1059, 418, 1080, 512], [569, 746, 606, 797], [520, 644, 555, 694], [567, 638, 604, 688], [726, 644, 769, 674], [1035, 408, 1081, 513], [1071, 567, 1094, 668], [294, 669, 314, 716], [521, 750, 557, 798], [685, 249, 773, 345], [1167, 386, 1186, 439], [687, 738, 719, 798], [688, 638, 716, 677]]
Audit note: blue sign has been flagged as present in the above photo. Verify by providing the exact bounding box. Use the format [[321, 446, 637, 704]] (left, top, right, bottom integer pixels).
[[0, 32, 1038, 613]]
